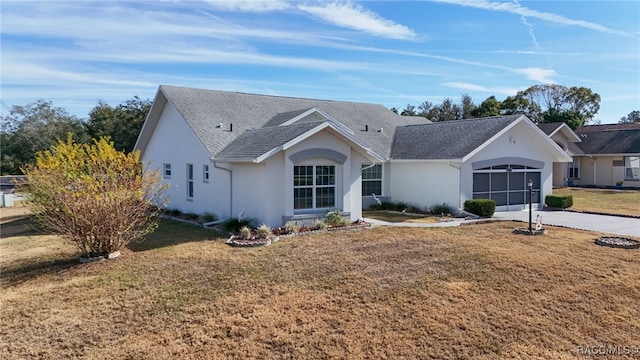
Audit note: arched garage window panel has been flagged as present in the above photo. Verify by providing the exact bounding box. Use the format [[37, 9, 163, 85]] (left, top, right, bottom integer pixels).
[[472, 160, 541, 207]]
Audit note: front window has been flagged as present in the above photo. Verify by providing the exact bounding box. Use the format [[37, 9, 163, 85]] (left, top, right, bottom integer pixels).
[[625, 156, 640, 180], [186, 164, 194, 198], [362, 164, 382, 196], [293, 165, 335, 209], [568, 157, 580, 179]]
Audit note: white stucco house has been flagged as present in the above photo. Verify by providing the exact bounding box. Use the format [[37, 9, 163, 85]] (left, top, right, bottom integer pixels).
[[134, 85, 571, 227]]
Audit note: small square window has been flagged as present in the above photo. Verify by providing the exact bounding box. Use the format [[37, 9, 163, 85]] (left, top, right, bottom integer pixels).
[[163, 163, 172, 178]]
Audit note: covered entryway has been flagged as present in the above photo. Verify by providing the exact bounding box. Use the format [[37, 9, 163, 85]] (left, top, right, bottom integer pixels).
[[472, 160, 542, 211]]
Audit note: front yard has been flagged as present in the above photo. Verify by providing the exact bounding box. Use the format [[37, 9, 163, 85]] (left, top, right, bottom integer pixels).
[[553, 187, 640, 216], [1, 213, 639, 359]]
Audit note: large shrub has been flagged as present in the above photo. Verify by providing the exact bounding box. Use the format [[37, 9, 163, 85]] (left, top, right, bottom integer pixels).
[[463, 199, 496, 217], [545, 194, 573, 209], [23, 135, 168, 258]]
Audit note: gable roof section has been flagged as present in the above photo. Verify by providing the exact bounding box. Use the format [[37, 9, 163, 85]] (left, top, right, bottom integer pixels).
[[573, 123, 640, 155], [215, 121, 384, 163], [391, 115, 522, 160], [537, 122, 581, 142], [215, 122, 320, 162], [137, 85, 427, 159]]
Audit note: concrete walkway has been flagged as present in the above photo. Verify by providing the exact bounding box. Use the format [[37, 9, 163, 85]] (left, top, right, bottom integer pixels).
[[365, 210, 639, 237]]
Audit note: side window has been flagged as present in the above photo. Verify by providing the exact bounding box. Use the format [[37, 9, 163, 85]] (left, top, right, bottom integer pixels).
[[362, 164, 382, 196], [186, 164, 194, 199], [163, 163, 172, 178], [203, 164, 210, 183]]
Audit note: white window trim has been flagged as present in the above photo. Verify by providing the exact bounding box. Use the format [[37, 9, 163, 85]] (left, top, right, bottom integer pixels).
[[362, 164, 382, 196], [203, 164, 210, 183], [163, 163, 172, 179], [568, 157, 580, 179], [624, 156, 640, 180], [186, 163, 194, 200], [293, 164, 336, 210]]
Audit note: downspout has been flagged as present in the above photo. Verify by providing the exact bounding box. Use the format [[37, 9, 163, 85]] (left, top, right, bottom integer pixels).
[[213, 161, 233, 219]]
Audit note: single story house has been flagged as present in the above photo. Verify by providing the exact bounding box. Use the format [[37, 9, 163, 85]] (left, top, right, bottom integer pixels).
[[134, 85, 571, 227], [537, 122, 583, 187], [571, 123, 639, 187]]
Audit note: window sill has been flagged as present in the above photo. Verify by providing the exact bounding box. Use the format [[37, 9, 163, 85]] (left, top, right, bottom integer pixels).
[[623, 179, 639, 182], [186, 198, 194, 202], [203, 180, 209, 184]]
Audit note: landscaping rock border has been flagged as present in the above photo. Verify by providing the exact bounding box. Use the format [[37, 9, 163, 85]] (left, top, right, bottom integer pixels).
[[594, 237, 640, 249], [226, 222, 372, 247]]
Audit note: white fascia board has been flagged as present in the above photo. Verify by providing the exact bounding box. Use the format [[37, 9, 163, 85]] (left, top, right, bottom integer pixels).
[[575, 153, 640, 157], [461, 115, 525, 162], [462, 115, 572, 163], [211, 157, 258, 163], [389, 158, 462, 163], [274, 122, 384, 163], [550, 123, 581, 142], [133, 87, 166, 154]]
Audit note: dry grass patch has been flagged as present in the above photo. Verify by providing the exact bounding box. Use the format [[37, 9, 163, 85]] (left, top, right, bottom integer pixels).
[[1, 218, 639, 359], [554, 187, 640, 216], [363, 210, 441, 223]]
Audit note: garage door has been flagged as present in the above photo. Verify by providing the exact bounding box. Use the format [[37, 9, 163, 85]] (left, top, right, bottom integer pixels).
[[473, 164, 540, 210]]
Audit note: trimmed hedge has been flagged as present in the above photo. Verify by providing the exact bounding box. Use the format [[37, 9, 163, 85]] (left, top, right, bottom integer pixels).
[[463, 199, 496, 217], [545, 194, 573, 209]]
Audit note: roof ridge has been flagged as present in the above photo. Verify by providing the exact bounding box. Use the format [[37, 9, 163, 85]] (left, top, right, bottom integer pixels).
[[400, 115, 519, 127], [160, 84, 384, 107]]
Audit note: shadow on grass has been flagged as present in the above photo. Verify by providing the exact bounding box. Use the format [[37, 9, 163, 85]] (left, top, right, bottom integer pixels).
[[127, 218, 226, 252], [2, 256, 79, 287], [0, 215, 49, 238]]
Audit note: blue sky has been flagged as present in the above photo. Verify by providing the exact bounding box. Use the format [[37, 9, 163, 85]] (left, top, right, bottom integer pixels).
[[1, 0, 638, 124]]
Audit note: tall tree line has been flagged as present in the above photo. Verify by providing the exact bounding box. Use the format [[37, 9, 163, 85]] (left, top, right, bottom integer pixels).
[[392, 84, 614, 130], [1, 97, 151, 175]]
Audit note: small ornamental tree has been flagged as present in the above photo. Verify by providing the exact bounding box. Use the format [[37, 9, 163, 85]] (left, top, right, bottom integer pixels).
[[23, 135, 168, 258]]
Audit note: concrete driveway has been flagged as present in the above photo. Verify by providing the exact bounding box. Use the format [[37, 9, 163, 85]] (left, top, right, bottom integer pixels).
[[365, 210, 639, 238], [493, 209, 640, 237]]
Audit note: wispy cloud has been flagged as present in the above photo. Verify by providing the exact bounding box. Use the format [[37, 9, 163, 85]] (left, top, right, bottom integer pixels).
[[514, 67, 557, 83], [443, 82, 520, 95], [298, 1, 418, 40], [431, 0, 630, 36], [203, 0, 290, 12]]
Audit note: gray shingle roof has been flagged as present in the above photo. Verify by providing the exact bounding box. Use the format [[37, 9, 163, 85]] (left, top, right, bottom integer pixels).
[[160, 85, 427, 159], [537, 122, 564, 135], [573, 123, 640, 155], [215, 122, 322, 160], [391, 115, 522, 160]]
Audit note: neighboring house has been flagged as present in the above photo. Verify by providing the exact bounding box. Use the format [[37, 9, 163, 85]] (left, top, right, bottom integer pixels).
[[570, 123, 640, 188], [135, 85, 571, 227], [537, 122, 583, 187]]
